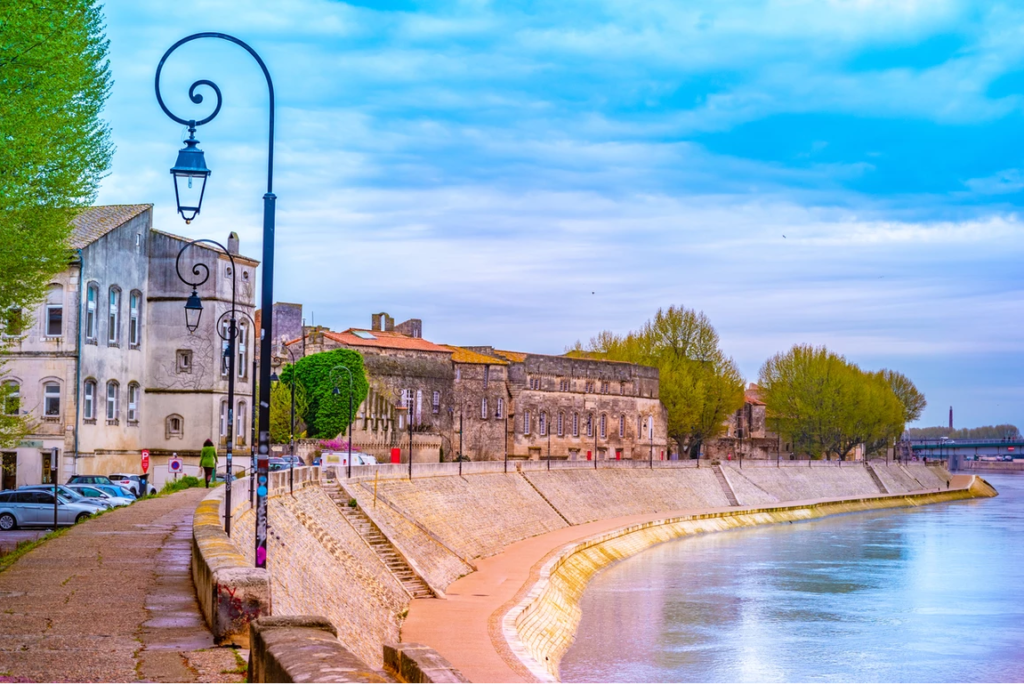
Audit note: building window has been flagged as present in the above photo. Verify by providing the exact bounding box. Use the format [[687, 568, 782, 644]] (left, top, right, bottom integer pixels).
[[107, 287, 120, 344], [620, 381, 627, 395], [600, 414, 607, 438], [647, 415, 654, 439], [481, 397, 488, 419], [167, 415, 183, 437], [105, 381, 119, 421], [85, 283, 98, 341], [177, 350, 192, 373], [236, 322, 247, 378], [496, 397, 504, 419], [127, 383, 140, 423], [557, 412, 564, 436], [572, 412, 579, 437], [2, 382, 19, 415], [129, 291, 141, 347], [539, 411, 547, 436], [587, 414, 593, 437], [619, 414, 625, 437], [83, 380, 96, 420], [600, 381, 609, 393], [455, 367, 461, 381], [236, 401, 246, 444], [44, 382, 60, 416], [220, 321, 230, 376], [585, 380, 594, 393], [558, 379, 568, 392], [524, 410, 531, 434], [220, 401, 228, 437], [530, 378, 541, 390], [483, 365, 489, 389], [432, 391, 440, 414], [43, 285, 63, 338]]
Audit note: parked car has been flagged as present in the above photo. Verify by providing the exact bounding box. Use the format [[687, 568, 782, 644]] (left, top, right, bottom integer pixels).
[[20, 484, 112, 510], [66, 484, 133, 507], [0, 490, 104, 530], [267, 458, 288, 472], [278, 455, 304, 467], [108, 474, 155, 496], [67, 475, 114, 488], [319, 451, 378, 467], [93, 484, 136, 500]]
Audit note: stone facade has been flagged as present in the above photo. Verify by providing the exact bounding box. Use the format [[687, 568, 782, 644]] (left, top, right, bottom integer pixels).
[[279, 311, 667, 462], [0, 205, 257, 487], [704, 383, 779, 460]]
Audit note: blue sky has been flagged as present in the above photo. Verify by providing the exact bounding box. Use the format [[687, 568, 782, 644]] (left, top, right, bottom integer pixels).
[[97, 0, 1024, 429]]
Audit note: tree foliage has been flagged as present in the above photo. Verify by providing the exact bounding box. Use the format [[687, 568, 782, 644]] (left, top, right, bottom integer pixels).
[[758, 345, 914, 459], [571, 306, 745, 458], [0, 0, 112, 448], [907, 425, 1020, 440], [269, 380, 309, 445], [279, 349, 369, 440]]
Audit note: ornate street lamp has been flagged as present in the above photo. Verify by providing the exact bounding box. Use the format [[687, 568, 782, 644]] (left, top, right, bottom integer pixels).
[[169, 128, 211, 223], [183, 288, 203, 333], [156, 32, 277, 570]]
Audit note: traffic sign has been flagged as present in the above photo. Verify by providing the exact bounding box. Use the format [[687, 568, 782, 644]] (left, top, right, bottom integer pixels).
[[169, 457, 183, 473], [141, 449, 150, 473]]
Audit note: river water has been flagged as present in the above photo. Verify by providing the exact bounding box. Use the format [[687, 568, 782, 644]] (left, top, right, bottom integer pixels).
[[561, 474, 1024, 683]]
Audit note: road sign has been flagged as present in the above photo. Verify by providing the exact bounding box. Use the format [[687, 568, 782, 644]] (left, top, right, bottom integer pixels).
[[169, 457, 183, 473], [141, 449, 150, 473]]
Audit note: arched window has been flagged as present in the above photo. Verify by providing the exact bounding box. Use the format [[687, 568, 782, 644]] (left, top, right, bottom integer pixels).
[[220, 320, 230, 376], [523, 410, 531, 434], [2, 381, 19, 416], [539, 411, 547, 436], [236, 322, 247, 378], [166, 414, 184, 438], [83, 379, 96, 420], [236, 400, 246, 444], [43, 382, 61, 416], [45, 285, 63, 338], [127, 383, 140, 423], [105, 381, 119, 421], [129, 291, 141, 347], [619, 414, 625, 438], [107, 287, 121, 344], [557, 412, 564, 437], [219, 400, 228, 437], [85, 283, 99, 341], [586, 413, 593, 437], [600, 414, 607, 439], [572, 412, 579, 437]]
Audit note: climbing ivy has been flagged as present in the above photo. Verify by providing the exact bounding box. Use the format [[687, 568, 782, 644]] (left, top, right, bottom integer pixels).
[[279, 349, 368, 439]]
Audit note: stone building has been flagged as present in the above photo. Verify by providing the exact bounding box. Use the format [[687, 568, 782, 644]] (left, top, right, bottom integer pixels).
[[704, 383, 778, 460], [279, 309, 666, 462], [0, 205, 257, 488]]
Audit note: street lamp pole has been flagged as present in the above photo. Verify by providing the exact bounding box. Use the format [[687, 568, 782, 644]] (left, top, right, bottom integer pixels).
[[156, 32, 277, 568], [504, 412, 509, 473], [174, 238, 239, 536], [330, 364, 355, 479], [408, 404, 414, 480]]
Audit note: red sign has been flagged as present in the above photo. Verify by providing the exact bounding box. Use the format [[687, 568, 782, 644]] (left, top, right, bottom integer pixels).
[[141, 449, 150, 473], [390, 448, 401, 464], [1009, 446, 1015, 452]]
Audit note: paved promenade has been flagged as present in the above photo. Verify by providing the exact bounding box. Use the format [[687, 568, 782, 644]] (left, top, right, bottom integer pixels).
[[0, 488, 244, 683], [401, 478, 974, 683]]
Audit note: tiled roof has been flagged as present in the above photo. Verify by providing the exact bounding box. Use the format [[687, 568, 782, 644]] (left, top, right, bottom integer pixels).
[[71, 204, 152, 249], [323, 329, 453, 354], [492, 349, 527, 363], [443, 346, 508, 365], [745, 383, 765, 405]]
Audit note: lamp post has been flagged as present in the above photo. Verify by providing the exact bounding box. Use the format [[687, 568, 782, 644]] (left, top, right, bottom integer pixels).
[[330, 364, 355, 479], [174, 238, 243, 535], [156, 32, 277, 569], [408, 403, 414, 480], [251, 358, 257, 504], [504, 411, 509, 473]]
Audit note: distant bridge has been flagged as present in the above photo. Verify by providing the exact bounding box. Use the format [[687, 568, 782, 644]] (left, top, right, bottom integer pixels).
[[907, 438, 1022, 470]]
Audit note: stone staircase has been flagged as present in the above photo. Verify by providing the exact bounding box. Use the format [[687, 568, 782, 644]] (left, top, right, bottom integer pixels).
[[864, 463, 890, 494], [712, 465, 740, 506], [323, 483, 434, 600]]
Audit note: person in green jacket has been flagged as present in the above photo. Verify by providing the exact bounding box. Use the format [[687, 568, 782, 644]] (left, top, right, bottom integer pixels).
[[199, 439, 218, 487]]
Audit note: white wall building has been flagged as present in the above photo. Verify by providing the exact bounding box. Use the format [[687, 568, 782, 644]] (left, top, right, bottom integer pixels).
[[0, 205, 257, 488]]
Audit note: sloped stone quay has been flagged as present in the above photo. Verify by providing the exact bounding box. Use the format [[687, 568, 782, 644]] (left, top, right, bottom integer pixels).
[[196, 462, 994, 683]]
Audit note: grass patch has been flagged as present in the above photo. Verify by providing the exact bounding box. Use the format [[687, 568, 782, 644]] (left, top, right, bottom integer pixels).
[[0, 527, 71, 574], [136, 475, 202, 502], [221, 648, 248, 675]]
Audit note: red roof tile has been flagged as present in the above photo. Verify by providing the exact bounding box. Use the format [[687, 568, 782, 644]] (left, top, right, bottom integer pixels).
[[323, 329, 453, 354]]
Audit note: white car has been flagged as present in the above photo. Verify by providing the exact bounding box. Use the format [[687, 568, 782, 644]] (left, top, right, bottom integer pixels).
[[66, 484, 133, 507]]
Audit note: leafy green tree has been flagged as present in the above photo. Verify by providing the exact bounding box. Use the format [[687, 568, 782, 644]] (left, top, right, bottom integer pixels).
[[908, 425, 1020, 440], [880, 369, 926, 425], [279, 349, 368, 439], [0, 0, 112, 448], [269, 380, 309, 445], [572, 305, 745, 458]]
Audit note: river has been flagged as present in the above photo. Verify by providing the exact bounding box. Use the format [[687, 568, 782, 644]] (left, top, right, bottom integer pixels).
[[561, 474, 1024, 683]]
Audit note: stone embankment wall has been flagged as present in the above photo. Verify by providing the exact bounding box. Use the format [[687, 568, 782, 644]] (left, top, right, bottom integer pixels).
[[505, 475, 998, 682]]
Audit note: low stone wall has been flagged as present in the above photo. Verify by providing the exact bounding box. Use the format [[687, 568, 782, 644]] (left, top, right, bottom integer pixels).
[[957, 461, 1024, 474], [383, 642, 470, 683], [505, 476, 997, 682], [247, 615, 386, 683], [191, 487, 271, 647]]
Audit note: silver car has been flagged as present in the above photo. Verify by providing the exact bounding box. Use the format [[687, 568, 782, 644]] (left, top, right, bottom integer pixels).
[[20, 484, 112, 511], [0, 490, 103, 530], [66, 484, 133, 507]]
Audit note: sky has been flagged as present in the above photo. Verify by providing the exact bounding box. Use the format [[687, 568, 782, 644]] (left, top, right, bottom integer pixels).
[[97, 0, 1024, 429]]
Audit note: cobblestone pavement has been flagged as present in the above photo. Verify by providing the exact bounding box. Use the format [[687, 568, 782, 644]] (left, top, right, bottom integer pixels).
[[0, 488, 245, 683]]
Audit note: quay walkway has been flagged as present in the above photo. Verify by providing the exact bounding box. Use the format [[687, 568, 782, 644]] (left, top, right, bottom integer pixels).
[[0, 487, 244, 683]]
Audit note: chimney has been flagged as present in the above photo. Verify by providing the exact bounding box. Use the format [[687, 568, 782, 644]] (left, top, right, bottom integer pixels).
[[949, 406, 953, 431], [227, 231, 239, 255]]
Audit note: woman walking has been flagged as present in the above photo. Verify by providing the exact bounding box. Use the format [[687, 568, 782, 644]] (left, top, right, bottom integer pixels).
[[200, 439, 218, 488]]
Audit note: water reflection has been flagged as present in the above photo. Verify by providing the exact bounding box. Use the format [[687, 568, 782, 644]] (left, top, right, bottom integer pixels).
[[561, 475, 1024, 683]]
